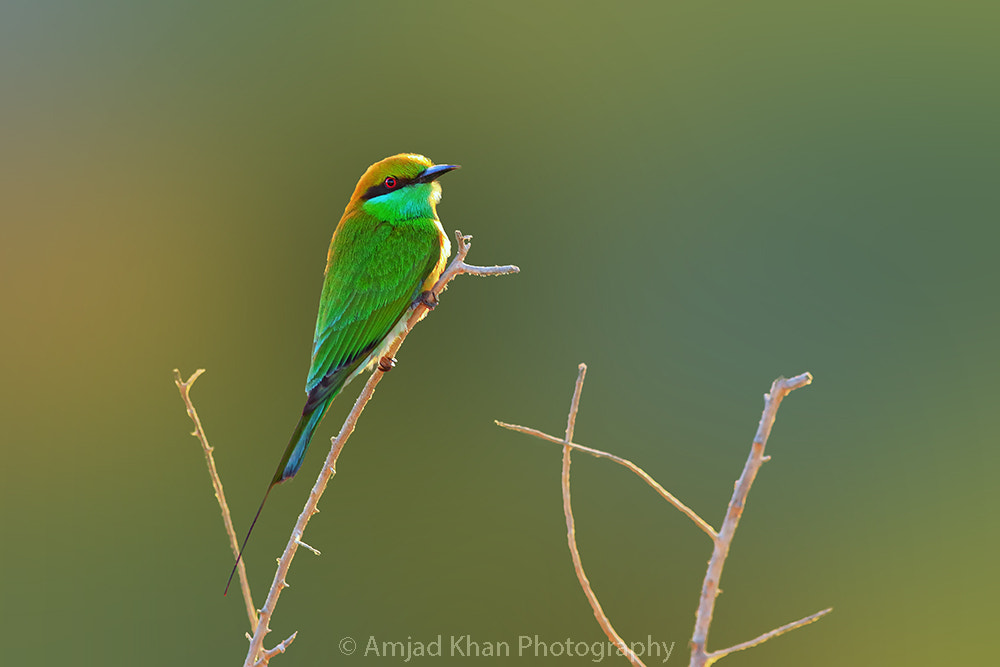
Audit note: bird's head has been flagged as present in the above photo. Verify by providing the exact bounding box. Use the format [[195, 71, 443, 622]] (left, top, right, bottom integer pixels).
[[347, 153, 459, 221]]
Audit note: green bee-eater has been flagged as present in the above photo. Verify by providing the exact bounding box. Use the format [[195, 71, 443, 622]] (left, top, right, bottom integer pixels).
[[226, 154, 458, 593]]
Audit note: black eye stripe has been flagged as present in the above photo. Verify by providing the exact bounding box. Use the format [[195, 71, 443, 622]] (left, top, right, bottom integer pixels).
[[361, 176, 414, 201]]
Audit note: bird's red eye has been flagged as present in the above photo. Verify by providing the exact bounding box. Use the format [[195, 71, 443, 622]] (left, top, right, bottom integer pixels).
[[384, 176, 397, 189]]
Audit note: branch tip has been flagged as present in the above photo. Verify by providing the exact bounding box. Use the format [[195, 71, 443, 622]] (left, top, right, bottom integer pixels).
[[173, 367, 205, 389], [565, 364, 588, 443]]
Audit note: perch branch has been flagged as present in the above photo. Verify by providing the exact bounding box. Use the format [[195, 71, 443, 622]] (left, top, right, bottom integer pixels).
[[243, 231, 518, 666], [173, 368, 257, 631], [689, 372, 820, 667], [560, 364, 645, 666]]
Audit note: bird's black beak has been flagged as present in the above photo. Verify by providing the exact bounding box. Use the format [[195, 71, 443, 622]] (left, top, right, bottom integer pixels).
[[416, 164, 460, 183]]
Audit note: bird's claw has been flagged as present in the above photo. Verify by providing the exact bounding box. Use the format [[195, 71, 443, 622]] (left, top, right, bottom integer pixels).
[[416, 290, 439, 310], [378, 356, 397, 373]]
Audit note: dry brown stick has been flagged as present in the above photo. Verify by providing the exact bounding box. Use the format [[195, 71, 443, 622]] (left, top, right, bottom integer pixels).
[[495, 421, 716, 540], [173, 368, 258, 632], [689, 372, 821, 667], [243, 231, 518, 666], [559, 364, 645, 666]]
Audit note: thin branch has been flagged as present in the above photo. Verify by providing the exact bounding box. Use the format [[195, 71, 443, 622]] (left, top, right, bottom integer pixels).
[[706, 608, 832, 661], [689, 373, 815, 667], [242, 232, 517, 666], [560, 365, 646, 666], [494, 423, 717, 539], [173, 368, 257, 632]]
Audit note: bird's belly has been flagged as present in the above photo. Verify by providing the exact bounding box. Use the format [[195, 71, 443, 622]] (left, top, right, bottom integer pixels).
[[348, 308, 413, 382]]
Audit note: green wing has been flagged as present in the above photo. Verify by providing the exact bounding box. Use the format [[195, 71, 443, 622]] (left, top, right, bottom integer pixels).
[[304, 214, 440, 410]]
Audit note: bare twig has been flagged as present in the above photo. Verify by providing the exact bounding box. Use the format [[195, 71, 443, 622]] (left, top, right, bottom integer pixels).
[[689, 373, 820, 667], [706, 608, 832, 661], [560, 364, 645, 666], [495, 421, 716, 540], [173, 369, 257, 631], [242, 231, 517, 666]]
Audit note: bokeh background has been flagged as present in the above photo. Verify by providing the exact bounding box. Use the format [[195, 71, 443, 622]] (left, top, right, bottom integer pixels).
[[1, 1, 997, 664]]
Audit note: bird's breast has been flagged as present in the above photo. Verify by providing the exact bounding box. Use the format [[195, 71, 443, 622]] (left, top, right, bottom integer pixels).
[[422, 218, 451, 291]]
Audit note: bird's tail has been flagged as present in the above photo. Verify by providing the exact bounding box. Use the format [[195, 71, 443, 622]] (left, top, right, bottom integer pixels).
[[272, 395, 333, 485], [224, 394, 335, 595]]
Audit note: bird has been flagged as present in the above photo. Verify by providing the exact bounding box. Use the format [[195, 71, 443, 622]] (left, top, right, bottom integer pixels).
[[225, 153, 458, 594]]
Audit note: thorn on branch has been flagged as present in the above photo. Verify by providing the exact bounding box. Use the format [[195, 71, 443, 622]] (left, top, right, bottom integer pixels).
[[295, 538, 321, 556]]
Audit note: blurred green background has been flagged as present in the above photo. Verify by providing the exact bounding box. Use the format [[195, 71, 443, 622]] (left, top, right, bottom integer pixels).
[[1, 1, 997, 664]]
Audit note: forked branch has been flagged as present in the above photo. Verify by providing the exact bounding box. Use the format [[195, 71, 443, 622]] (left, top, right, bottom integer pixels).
[[497, 368, 828, 666]]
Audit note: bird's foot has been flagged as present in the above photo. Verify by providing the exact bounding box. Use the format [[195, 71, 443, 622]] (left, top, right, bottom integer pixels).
[[378, 356, 397, 373], [415, 290, 439, 310]]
